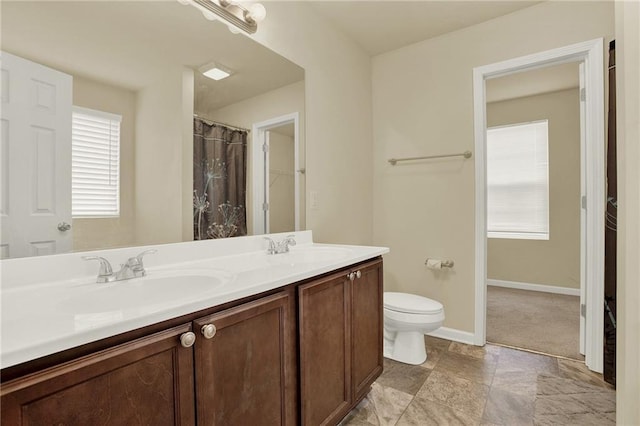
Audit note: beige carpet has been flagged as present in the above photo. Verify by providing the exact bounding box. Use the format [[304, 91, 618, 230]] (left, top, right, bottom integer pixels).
[[487, 286, 584, 360]]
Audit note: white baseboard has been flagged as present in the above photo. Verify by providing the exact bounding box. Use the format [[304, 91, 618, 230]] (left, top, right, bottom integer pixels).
[[487, 279, 580, 296], [427, 327, 476, 346]]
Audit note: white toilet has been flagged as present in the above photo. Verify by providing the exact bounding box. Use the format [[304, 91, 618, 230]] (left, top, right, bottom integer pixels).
[[383, 292, 445, 365]]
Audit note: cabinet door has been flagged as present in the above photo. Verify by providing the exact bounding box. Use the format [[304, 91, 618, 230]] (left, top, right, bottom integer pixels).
[[299, 272, 351, 426], [194, 290, 296, 426], [1, 324, 196, 425], [351, 259, 384, 401]]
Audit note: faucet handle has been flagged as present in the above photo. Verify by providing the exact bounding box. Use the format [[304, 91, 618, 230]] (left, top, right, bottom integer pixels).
[[132, 249, 157, 270], [136, 249, 157, 262], [82, 256, 114, 281], [264, 237, 276, 254], [285, 235, 297, 246]]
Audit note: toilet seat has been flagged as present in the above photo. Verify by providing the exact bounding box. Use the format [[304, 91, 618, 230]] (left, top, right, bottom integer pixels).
[[384, 292, 443, 315]]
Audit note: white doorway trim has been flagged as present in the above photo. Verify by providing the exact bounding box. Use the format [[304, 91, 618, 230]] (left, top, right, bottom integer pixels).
[[251, 112, 301, 235], [472, 38, 605, 373]]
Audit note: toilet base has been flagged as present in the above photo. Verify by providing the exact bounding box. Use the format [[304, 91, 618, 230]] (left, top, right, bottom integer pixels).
[[383, 330, 427, 365]]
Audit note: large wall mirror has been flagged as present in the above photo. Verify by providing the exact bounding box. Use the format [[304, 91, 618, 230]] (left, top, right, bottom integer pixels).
[[1, 1, 305, 259]]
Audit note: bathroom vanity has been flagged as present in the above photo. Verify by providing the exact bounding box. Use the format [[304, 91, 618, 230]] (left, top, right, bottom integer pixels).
[[0, 232, 388, 425]]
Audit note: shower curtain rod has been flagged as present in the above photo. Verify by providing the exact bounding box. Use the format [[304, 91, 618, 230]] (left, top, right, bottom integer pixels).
[[194, 114, 250, 133]]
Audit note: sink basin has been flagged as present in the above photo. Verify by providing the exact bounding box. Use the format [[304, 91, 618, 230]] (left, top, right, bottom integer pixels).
[[266, 246, 353, 266], [59, 269, 233, 317]]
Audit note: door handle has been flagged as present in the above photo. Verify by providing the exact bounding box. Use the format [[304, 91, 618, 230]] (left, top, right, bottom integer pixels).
[[57, 222, 71, 232]]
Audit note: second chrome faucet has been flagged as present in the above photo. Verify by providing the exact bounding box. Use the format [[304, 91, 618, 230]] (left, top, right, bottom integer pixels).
[[83, 249, 157, 283], [264, 235, 296, 255]]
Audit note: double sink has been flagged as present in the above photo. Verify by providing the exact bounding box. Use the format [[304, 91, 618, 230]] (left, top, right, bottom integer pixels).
[[58, 246, 353, 315], [1, 230, 390, 369]]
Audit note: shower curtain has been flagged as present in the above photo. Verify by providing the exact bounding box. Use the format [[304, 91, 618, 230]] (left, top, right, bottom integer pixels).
[[193, 118, 247, 240]]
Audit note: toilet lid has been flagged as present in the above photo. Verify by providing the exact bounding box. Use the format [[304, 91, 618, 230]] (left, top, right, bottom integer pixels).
[[384, 292, 443, 314]]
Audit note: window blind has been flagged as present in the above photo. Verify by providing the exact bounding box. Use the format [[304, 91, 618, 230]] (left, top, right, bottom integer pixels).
[[71, 106, 121, 217], [487, 120, 549, 240]]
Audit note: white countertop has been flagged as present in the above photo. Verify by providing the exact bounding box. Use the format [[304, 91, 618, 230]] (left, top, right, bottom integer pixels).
[[0, 232, 388, 369]]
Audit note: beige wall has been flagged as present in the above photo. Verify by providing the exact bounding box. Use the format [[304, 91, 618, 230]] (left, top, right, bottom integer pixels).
[[268, 130, 295, 233], [251, 3, 373, 245], [204, 81, 305, 235], [71, 75, 136, 251], [615, 1, 640, 423], [181, 69, 195, 243], [487, 89, 581, 289], [372, 1, 614, 332], [134, 67, 194, 246]]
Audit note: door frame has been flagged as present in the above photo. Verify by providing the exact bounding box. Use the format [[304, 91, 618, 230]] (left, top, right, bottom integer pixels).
[[251, 112, 301, 235], [472, 38, 605, 372]]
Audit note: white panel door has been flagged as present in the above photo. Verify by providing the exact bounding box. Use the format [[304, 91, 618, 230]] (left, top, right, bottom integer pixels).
[[0, 51, 72, 259]]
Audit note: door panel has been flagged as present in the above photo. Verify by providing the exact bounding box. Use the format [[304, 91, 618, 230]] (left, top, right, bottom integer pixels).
[[299, 273, 351, 426], [1, 324, 196, 425], [351, 260, 384, 401], [0, 51, 72, 259], [194, 291, 296, 426]]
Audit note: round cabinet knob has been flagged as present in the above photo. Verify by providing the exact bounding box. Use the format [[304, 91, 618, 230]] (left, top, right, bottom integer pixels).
[[57, 222, 71, 232], [347, 272, 355, 281], [201, 324, 217, 339], [356, 270, 362, 279], [180, 332, 196, 348]]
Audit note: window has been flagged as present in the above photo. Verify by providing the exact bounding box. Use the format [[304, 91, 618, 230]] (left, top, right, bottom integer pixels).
[[487, 120, 549, 240], [71, 106, 121, 217]]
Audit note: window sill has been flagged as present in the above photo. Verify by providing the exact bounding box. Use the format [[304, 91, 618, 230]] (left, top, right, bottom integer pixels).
[[73, 216, 120, 220], [487, 231, 549, 241]]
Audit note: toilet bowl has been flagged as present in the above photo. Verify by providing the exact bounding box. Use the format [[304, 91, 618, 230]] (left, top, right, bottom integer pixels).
[[383, 292, 444, 365]]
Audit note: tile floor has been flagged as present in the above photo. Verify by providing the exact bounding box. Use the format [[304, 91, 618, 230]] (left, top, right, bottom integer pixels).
[[340, 337, 615, 426]]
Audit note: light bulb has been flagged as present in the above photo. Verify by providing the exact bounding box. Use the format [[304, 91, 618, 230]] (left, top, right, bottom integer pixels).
[[228, 24, 241, 34], [201, 9, 217, 21], [244, 3, 266, 24], [177, 0, 191, 5]]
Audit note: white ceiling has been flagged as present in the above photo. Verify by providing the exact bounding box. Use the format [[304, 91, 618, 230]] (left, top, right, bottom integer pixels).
[[308, 1, 542, 56], [486, 62, 580, 103], [1, 1, 304, 111]]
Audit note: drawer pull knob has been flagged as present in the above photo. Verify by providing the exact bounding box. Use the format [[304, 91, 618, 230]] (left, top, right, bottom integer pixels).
[[180, 332, 196, 348], [201, 324, 217, 339], [356, 270, 362, 279]]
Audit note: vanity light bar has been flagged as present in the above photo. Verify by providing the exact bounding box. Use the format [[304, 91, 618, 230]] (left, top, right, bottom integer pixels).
[[190, 0, 263, 34]]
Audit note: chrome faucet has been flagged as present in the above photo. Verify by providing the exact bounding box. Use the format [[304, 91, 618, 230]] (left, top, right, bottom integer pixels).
[[264, 235, 297, 255], [83, 249, 157, 283]]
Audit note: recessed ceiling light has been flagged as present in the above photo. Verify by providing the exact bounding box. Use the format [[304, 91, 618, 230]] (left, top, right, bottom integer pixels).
[[199, 63, 233, 81]]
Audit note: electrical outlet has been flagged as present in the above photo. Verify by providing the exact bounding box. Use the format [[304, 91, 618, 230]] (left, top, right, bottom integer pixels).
[[310, 191, 319, 210]]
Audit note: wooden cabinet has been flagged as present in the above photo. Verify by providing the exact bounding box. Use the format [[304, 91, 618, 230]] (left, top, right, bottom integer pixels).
[[193, 291, 297, 426], [299, 259, 383, 426], [1, 258, 383, 426], [1, 323, 196, 425], [1, 291, 297, 426]]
